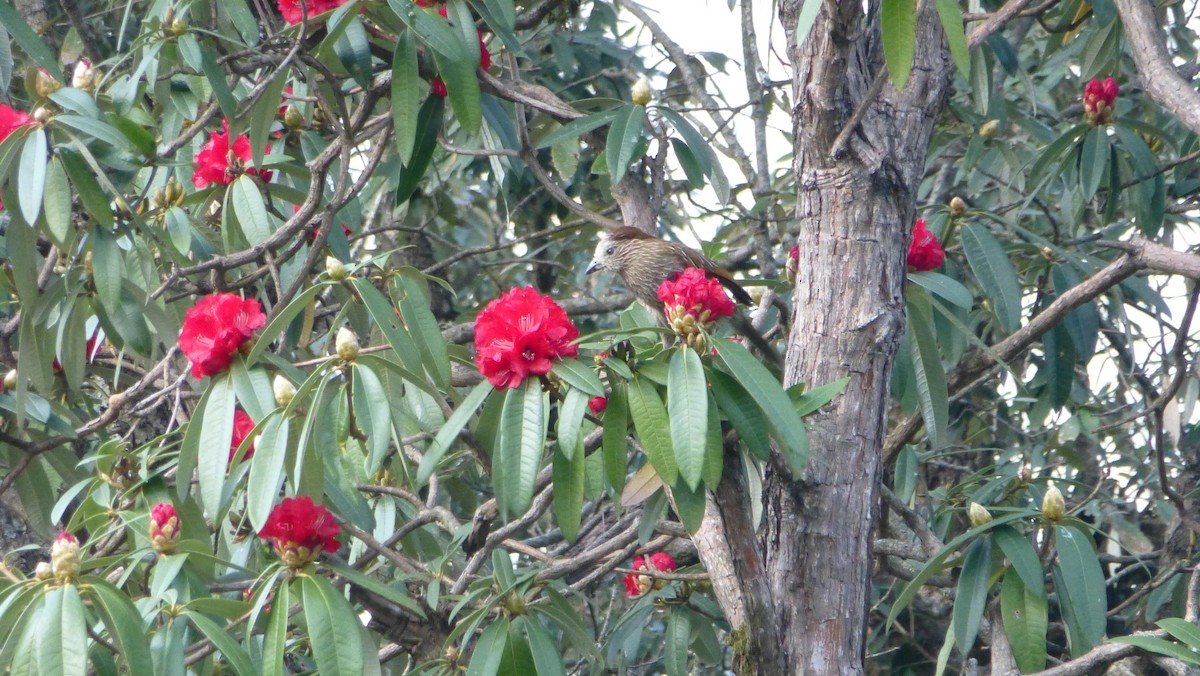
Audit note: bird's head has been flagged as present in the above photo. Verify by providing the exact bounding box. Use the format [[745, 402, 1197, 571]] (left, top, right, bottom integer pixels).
[[586, 227, 652, 275]]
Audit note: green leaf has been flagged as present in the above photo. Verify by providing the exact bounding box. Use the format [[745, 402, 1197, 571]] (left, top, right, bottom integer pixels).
[[550, 359, 605, 397], [333, 17, 373, 88], [91, 226, 123, 317], [390, 0, 469, 60], [933, 0, 969, 78], [518, 616, 568, 676], [42, 156, 71, 246], [353, 363, 394, 475], [246, 283, 331, 366], [536, 110, 619, 149], [708, 369, 771, 462], [952, 538, 992, 656], [197, 374, 236, 518], [667, 348, 707, 490], [1158, 618, 1200, 651], [794, 376, 850, 417], [250, 73, 289, 170], [184, 611, 257, 676], [908, 271, 973, 310], [1054, 525, 1107, 655], [352, 278, 423, 374], [714, 338, 808, 474], [1000, 566, 1048, 673], [670, 475, 706, 534], [0, 1, 63, 79], [992, 525, 1045, 597], [86, 579, 155, 676], [602, 378, 630, 495], [466, 617, 509, 676], [327, 564, 426, 618], [200, 44, 239, 123], [39, 585, 88, 676], [59, 149, 112, 228], [1052, 264, 1099, 363], [261, 581, 290, 676], [907, 287, 948, 450], [1079, 125, 1109, 202], [432, 48, 483, 135], [960, 221, 1022, 334], [669, 136, 705, 188], [230, 175, 273, 245], [606, 104, 646, 184], [656, 108, 714, 178], [16, 128, 46, 226], [664, 606, 691, 676], [793, 0, 823, 53], [627, 377, 678, 485], [881, 0, 917, 91], [556, 387, 588, 461], [894, 445, 918, 503], [495, 380, 546, 517], [395, 273, 451, 388], [552, 447, 585, 543], [391, 32, 422, 164], [301, 575, 366, 676], [1109, 635, 1200, 666], [394, 94, 444, 206], [416, 381, 492, 486]]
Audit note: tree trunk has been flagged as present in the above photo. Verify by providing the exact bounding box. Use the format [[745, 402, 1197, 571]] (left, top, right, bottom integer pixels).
[[748, 1, 952, 672]]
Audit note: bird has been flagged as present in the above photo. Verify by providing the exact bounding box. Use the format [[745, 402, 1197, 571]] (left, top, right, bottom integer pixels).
[[586, 227, 781, 365]]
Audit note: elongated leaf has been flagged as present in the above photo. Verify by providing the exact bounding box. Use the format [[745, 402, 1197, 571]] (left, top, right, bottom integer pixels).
[[550, 359, 605, 397], [536, 110, 619, 149], [667, 348, 707, 490], [197, 374, 237, 517], [466, 617, 509, 676], [39, 585, 87, 676], [1054, 525, 1107, 654], [606, 104, 645, 184], [17, 128, 46, 225], [1079, 125, 1109, 202], [708, 369, 770, 462], [185, 611, 257, 676], [714, 338, 808, 475], [301, 575, 366, 676], [953, 538, 992, 656], [354, 363, 394, 475], [396, 273, 451, 388], [602, 378, 630, 495], [664, 606, 691, 676], [416, 381, 492, 485], [519, 616, 568, 676], [881, 0, 917, 91], [1110, 635, 1200, 665], [200, 45, 238, 123], [392, 32, 422, 164], [556, 387, 588, 461], [992, 525, 1045, 596], [1159, 618, 1200, 651], [626, 377, 678, 485], [1000, 566, 1048, 673], [552, 447, 585, 543], [907, 288, 948, 450], [261, 581, 290, 676], [961, 222, 1022, 333], [87, 579, 154, 676], [42, 156, 71, 246], [230, 175, 273, 244], [496, 380, 546, 517], [250, 72, 289, 169], [246, 283, 331, 366], [793, 0, 823, 51], [908, 271, 973, 310], [933, 0, 969, 78], [794, 376, 850, 417], [394, 95, 444, 206], [91, 226, 123, 317], [352, 278, 423, 373], [59, 149, 112, 228]]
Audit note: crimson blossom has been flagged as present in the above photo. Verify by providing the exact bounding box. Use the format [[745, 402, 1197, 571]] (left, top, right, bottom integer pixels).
[[623, 552, 677, 597], [192, 119, 272, 188], [178, 293, 267, 378], [1083, 77, 1118, 125], [149, 503, 180, 554], [657, 267, 736, 327], [259, 496, 342, 568], [229, 409, 257, 463], [277, 0, 351, 25], [0, 104, 35, 209], [473, 287, 579, 389], [588, 396, 608, 415], [906, 218, 945, 272]]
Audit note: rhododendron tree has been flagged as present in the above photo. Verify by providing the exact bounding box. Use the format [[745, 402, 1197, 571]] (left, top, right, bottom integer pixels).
[[3, 0, 1200, 674]]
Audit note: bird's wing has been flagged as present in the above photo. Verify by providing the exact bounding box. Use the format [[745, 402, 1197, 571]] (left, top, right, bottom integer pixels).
[[673, 245, 755, 306]]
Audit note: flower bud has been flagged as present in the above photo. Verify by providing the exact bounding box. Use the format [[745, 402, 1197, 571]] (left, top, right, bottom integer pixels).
[[273, 375, 296, 408], [34, 69, 60, 98], [31, 106, 51, 123], [967, 502, 992, 528], [4, 369, 17, 390], [51, 532, 81, 580], [631, 75, 653, 106], [149, 503, 180, 554], [949, 196, 966, 217], [1042, 484, 1066, 522], [588, 396, 607, 415], [71, 59, 95, 91], [283, 105, 304, 130], [171, 18, 188, 36], [335, 327, 360, 362], [978, 119, 1000, 139], [325, 256, 347, 281], [34, 561, 52, 580]]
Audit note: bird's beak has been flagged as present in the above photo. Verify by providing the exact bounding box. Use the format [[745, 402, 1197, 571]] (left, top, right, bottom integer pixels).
[[586, 259, 602, 274]]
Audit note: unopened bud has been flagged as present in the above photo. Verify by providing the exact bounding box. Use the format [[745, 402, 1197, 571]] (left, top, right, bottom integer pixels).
[[34, 561, 52, 580], [283, 105, 304, 130], [1042, 484, 1065, 522], [51, 532, 81, 580], [273, 375, 296, 408], [71, 59, 94, 91], [35, 69, 60, 98], [4, 369, 17, 390], [978, 119, 1000, 139], [336, 327, 360, 362], [949, 196, 966, 217], [171, 18, 188, 36], [967, 502, 992, 528], [325, 256, 347, 281], [631, 75, 653, 106], [502, 592, 527, 616], [149, 503, 180, 554], [31, 106, 51, 123]]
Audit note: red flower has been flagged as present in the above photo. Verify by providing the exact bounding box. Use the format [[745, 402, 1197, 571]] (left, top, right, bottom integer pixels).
[[279, 84, 294, 117], [230, 409, 257, 463], [473, 287, 580, 389], [588, 396, 607, 415], [788, 244, 799, 262], [178, 293, 267, 378], [259, 496, 342, 568], [431, 78, 448, 97], [53, 334, 100, 373], [1083, 77, 1118, 125], [657, 267, 736, 326], [906, 218, 944, 272], [149, 503, 180, 553], [192, 119, 272, 188], [479, 34, 492, 71], [623, 552, 677, 597], [277, 0, 350, 25], [0, 105, 35, 210]]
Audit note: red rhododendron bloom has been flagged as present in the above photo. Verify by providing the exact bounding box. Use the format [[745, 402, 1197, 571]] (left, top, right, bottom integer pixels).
[[149, 502, 180, 553], [588, 396, 607, 415], [259, 496, 342, 568], [277, 0, 350, 25], [906, 218, 945, 272], [623, 552, 677, 597], [229, 409, 257, 463], [431, 78, 448, 97], [657, 267, 736, 326], [178, 293, 267, 378], [192, 119, 272, 188], [474, 287, 579, 389], [0, 105, 35, 210], [1083, 77, 1118, 125], [53, 334, 100, 373]]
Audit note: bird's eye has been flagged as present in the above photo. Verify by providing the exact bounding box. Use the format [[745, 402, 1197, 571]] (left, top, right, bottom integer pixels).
[[605, 246, 615, 255]]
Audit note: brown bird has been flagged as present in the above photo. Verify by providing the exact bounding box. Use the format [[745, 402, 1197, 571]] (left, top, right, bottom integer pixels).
[[586, 227, 780, 364]]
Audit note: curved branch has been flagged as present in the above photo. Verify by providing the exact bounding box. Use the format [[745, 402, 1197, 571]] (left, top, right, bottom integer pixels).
[[1113, 0, 1200, 137]]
